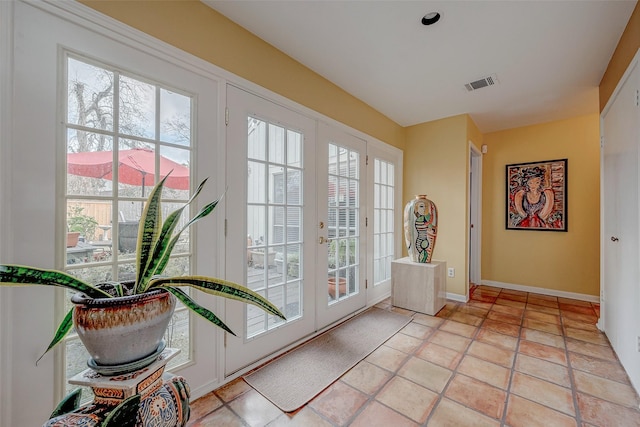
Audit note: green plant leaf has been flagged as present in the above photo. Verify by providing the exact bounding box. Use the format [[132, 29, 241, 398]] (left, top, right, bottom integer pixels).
[[151, 197, 223, 286], [138, 178, 210, 291], [135, 174, 170, 292], [165, 286, 236, 336], [36, 308, 74, 364], [0, 265, 111, 298], [150, 276, 286, 320]]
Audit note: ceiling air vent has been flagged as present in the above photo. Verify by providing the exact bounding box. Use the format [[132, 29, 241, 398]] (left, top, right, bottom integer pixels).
[[464, 74, 499, 92]]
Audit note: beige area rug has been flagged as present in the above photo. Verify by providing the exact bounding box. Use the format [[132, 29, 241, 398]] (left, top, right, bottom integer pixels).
[[243, 307, 412, 412]]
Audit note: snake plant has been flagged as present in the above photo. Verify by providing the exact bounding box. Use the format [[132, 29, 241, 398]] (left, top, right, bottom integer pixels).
[[0, 174, 285, 359]]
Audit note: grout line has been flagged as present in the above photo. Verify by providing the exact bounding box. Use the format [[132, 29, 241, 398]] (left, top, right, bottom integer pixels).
[[560, 303, 583, 426], [499, 290, 522, 427]]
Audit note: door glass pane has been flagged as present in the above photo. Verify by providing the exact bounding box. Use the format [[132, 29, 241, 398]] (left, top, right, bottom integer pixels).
[[373, 159, 395, 285], [64, 54, 194, 401], [246, 117, 303, 339], [327, 144, 360, 303]]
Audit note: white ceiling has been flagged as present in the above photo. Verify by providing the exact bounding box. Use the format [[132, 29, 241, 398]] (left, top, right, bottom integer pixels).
[[203, 0, 636, 133]]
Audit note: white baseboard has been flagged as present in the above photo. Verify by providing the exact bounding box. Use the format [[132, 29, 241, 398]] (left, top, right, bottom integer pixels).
[[481, 280, 600, 303], [446, 292, 468, 303]]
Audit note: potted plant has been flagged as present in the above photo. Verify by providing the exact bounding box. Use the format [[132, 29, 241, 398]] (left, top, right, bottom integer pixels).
[[67, 205, 99, 242], [327, 239, 355, 297], [0, 174, 285, 372]]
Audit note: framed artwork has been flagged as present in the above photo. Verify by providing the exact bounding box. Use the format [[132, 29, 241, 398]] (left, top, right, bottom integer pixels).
[[506, 158, 567, 232]]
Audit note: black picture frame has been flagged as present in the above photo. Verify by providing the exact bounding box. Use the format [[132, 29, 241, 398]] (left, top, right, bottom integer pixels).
[[506, 159, 567, 232]]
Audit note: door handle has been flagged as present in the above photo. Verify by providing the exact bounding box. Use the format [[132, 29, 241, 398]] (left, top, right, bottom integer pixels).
[[319, 236, 328, 244], [611, 236, 619, 242]]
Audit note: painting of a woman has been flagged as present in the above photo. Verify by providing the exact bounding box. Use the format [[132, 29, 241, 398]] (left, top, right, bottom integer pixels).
[[506, 159, 567, 231], [513, 167, 554, 228]]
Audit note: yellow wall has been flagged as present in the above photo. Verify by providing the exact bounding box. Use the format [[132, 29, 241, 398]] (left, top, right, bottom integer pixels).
[[467, 115, 484, 149], [80, 0, 405, 150], [600, 1, 640, 111], [404, 115, 470, 296], [481, 114, 600, 296]]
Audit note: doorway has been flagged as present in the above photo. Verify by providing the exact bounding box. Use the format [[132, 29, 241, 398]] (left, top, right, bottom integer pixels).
[[469, 143, 483, 293]]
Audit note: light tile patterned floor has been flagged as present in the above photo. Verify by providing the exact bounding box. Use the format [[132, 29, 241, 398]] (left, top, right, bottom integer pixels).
[[187, 285, 640, 426]]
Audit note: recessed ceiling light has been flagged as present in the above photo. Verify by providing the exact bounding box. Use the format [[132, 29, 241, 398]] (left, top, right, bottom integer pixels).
[[421, 12, 441, 26]]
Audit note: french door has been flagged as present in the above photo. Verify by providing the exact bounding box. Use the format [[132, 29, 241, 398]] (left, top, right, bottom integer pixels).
[[225, 86, 318, 374], [225, 88, 372, 373], [316, 123, 367, 329]]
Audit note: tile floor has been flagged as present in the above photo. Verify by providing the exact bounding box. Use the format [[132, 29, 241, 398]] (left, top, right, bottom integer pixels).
[[187, 285, 640, 426]]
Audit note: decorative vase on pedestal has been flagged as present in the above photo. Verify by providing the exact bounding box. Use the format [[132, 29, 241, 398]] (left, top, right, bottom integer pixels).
[[404, 194, 438, 263]]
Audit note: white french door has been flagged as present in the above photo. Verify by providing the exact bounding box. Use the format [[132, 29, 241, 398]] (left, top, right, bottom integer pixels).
[[224, 88, 401, 374], [225, 86, 317, 374], [316, 123, 367, 329]]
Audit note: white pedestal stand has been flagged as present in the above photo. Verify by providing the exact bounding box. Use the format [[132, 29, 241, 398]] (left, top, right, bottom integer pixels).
[[391, 257, 446, 315]]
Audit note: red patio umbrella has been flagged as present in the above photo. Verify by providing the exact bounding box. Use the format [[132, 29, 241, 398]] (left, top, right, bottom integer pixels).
[[67, 147, 190, 194]]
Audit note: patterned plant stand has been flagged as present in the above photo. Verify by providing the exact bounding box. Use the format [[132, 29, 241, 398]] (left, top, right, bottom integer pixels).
[[44, 348, 190, 427]]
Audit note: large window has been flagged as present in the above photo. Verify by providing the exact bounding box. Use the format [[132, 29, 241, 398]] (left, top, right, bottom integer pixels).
[[63, 54, 194, 397]]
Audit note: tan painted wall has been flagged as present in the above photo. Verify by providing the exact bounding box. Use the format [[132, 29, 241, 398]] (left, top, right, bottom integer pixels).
[[80, 0, 405, 150], [404, 115, 469, 297], [467, 116, 484, 150], [600, 1, 640, 111], [481, 114, 600, 296]]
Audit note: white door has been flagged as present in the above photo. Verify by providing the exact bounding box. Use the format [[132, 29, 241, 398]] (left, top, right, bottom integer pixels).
[[601, 57, 640, 387], [225, 86, 317, 374], [316, 123, 367, 328], [367, 146, 402, 304]]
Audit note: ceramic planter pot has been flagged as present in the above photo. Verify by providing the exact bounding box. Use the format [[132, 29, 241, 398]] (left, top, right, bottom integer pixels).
[[71, 283, 176, 372], [328, 277, 347, 297], [66, 232, 80, 248], [403, 194, 438, 263]]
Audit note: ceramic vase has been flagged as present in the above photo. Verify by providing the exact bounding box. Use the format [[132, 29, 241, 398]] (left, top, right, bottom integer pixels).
[[403, 194, 438, 263], [71, 282, 176, 372]]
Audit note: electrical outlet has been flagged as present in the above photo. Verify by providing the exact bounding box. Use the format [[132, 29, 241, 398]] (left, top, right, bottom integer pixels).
[[447, 267, 455, 278]]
